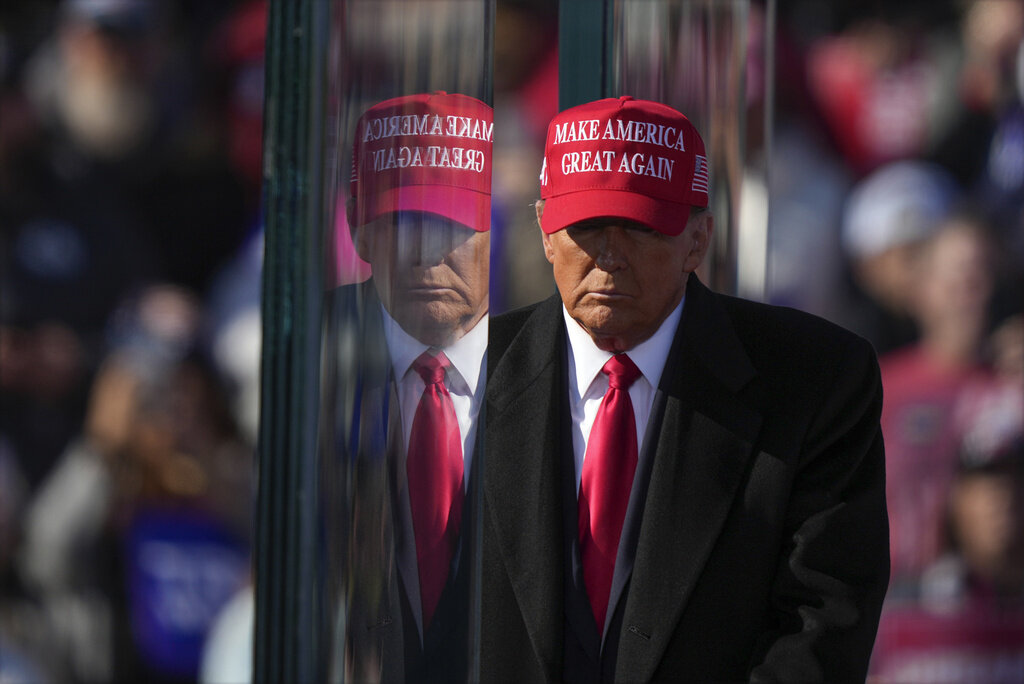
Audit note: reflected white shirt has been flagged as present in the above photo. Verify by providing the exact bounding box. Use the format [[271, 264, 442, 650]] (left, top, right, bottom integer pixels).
[[382, 306, 488, 484], [562, 299, 684, 494]]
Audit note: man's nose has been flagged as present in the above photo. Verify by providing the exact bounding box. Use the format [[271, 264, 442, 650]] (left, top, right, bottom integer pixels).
[[594, 226, 629, 271]]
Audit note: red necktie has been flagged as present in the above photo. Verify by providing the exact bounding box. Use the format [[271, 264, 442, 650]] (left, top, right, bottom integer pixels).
[[406, 350, 464, 628], [578, 353, 642, 631]]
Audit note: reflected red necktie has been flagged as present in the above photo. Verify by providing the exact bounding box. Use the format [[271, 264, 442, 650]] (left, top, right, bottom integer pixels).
[[578, 353, 641, 631], [407, 350, 464, 628]]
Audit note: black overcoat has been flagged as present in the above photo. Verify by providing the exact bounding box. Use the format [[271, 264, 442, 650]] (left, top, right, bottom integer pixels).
[[480, 276, 890, 683]]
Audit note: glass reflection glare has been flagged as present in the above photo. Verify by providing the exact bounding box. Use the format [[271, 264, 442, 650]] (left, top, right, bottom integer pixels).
[[344, 1, 489, 98], [611, 0, 753, 294], [324, 3, 493, 681]]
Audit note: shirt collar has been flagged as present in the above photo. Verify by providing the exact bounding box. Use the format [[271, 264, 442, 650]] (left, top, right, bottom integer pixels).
[[562, 297, 684, 399], [381, 304, 488, 395]]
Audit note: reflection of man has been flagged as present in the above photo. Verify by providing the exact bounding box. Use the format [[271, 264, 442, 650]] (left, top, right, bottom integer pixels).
[[335, 91, 491, 682], [481, 97, 889, 682]]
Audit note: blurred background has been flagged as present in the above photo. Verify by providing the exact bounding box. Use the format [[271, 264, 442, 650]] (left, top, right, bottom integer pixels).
[[1, 0, 1022, 682]]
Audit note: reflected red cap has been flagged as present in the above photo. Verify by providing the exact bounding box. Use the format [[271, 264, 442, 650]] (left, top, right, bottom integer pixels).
[[539, 96, 709, 236], [350, 91, 492, 231]]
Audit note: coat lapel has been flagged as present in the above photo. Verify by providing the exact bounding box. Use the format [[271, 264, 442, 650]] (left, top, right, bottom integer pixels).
[[615, 278, 763, 682], [485, 296, 566, 679]]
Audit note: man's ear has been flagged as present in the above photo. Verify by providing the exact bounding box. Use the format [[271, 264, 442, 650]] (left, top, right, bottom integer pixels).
[[683, 211, 713, 272], [541, 230, 556, 264], [537, 200, 556, 264]]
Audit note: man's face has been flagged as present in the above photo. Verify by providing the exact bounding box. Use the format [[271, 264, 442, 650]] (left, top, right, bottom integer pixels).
[[950, 468, 1024, 579], [355, 212, 489, 346], [540, 205, 712, 352]]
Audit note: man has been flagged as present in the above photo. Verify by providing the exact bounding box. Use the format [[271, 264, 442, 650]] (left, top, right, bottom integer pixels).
[[481, 96, 889, 682], [329, 91, 491, 682]]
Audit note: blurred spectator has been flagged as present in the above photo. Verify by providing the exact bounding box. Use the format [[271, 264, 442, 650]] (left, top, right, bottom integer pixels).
[[205, 229, 264, 447], [959, 0, 1024, 115], [0, 439, 52, 684], [200, 0, 267, 444], [935, 441, 1024, 605], [20, 0, 250, 293], [871, 406, 1024, 683], [872, 273, 1023, 684], [881, 212, 1001, 587], [954, 316, 1024, 473], [0, 0, 163, 488], [0, 171, 160, 486], [838, 160, 959, 354], [25, 0, 164, 163], [205, 0, 266, 212], [1, 2, 253, 683], [3, 5, 259, 681], [989, 314, 1024, 384], [805, 6, 962, 177], [1, 0, 254, 491], [932, 0, 1024, 189], [941, 320, 1024, 602], [933, 0, 1024, 285], [17, 285, 253, 684], [0, 307, 96, 489]]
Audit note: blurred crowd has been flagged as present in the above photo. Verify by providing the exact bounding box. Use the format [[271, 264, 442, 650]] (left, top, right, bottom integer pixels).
[[1, 0, 264, 682], [752, 2, 1024, 680], [1, 0, 1023, 682]]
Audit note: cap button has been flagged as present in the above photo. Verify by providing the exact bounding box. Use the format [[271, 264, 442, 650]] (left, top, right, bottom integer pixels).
[[619, 95, 634, 102]]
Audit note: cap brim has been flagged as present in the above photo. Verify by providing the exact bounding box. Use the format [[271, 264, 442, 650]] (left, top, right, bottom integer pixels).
[[540, 189, 692, 236], [355, 185, 490, 231]]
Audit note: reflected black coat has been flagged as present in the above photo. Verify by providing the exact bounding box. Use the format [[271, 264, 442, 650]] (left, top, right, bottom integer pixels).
[[326, 283, 480, 683], [480, 276, 890, 683]]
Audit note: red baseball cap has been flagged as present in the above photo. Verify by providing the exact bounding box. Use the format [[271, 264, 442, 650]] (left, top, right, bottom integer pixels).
[[539, 96, 709, 236], [350, 91, 492, 231]]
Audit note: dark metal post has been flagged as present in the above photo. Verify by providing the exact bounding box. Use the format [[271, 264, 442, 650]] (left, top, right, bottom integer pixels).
[[255, 0, 329, 681], [558, 0, 614, 110]]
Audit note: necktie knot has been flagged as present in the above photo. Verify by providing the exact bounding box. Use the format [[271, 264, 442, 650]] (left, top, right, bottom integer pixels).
[[602, 354, 641, 390], [414, 351, 450, 386]]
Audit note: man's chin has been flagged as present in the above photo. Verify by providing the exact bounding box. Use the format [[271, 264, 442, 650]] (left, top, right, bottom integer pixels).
[[572, 311, 650, 353], [393, 305, 473, 347], [574, 324, 628, 352], [573, 305, 631, 336]]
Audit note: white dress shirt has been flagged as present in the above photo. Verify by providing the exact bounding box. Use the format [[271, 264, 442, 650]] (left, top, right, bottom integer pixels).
[[381, 306, 488, 484], [562, 299, 684, 494]]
